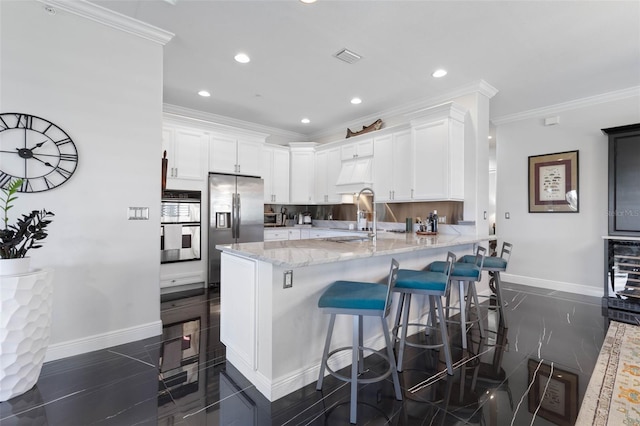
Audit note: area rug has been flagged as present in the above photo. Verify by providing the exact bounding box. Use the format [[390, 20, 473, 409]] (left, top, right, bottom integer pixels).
[[577, 320, 640, 425]]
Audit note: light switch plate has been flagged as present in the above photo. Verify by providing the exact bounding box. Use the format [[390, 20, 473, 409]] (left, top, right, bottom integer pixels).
[[128, 207, 149, 220]]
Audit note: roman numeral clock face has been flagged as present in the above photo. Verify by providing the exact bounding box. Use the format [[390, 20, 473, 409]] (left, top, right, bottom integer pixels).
[[0, 113, 78, 192]]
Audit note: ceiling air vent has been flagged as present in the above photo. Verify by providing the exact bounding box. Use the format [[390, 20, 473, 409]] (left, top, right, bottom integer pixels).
[[334, 48, 362, 64]]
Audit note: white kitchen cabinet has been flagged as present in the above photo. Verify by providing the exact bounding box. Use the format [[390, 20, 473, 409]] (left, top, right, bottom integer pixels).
[[340, 137, 374, 160], [162, 127, 208, 183], [314, 147, 341, 204], [373, 130, 413, 202], [209, 134, 263, 177], [287, 229, 301, 240], [264, 228, 301, 241], [289, 143, 317, 204], [264, 229, 289, 241], [410, 103, 466, 201], [263, 145, 290, 203]]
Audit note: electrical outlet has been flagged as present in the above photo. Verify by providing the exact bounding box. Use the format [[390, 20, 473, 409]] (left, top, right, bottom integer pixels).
[[283, 270, 293, 289], [505, 212, 510, 219]]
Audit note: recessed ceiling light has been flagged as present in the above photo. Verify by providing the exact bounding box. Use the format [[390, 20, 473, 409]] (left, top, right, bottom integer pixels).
[[198, 90, 211, 97], [234, 53, 250, 64], [432, 69, 447, 78], [300, 0, 317, 3], [301, 118, 310, 124], [350, 97, 362, 105]]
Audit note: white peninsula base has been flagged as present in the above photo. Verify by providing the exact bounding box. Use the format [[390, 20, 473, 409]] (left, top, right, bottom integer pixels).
[[219, 234, 485, 402]]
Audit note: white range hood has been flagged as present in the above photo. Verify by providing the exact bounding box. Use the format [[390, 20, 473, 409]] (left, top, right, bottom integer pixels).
[[335, 157, 373, 194]]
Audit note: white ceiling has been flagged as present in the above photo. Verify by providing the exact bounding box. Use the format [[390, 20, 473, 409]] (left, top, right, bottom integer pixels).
[[92, 0, 640, 138]]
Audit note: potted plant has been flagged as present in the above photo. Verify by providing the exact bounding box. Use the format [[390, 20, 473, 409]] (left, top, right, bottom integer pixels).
[[0, 178, 55, 402], [0, 179, 54, 275]]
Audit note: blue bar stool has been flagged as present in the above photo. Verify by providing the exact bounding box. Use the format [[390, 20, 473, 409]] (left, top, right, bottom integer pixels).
[[428, 247, 486, 351], [316, 259, 402, 424], [461, 242, 512, 328], [392, 252, 456, 375]]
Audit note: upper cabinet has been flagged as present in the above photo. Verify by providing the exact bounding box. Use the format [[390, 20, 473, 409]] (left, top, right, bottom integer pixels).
[[162, 126, 208, 184], [373, 130, 412, 202], [263, 145, 290, 204], [409, 102, 466, 201], [341, 138, 374, 160], [603, 123, 640, 236], [315, 147, 342, 204], [209, 134, 263, 177], [289, 143, 317, 204]]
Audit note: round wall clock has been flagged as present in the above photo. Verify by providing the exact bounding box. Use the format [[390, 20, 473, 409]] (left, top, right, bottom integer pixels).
[[0, 113, 78, 192]]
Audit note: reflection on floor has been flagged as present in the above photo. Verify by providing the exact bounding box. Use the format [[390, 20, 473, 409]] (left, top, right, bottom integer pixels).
[[0, 283, 606, 425]]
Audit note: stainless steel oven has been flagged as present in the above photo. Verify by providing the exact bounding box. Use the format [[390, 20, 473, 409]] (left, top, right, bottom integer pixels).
[[161, 190, 201, 263]]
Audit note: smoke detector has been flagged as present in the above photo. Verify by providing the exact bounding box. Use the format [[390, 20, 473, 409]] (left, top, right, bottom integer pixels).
[[334, 48, 362, 64]]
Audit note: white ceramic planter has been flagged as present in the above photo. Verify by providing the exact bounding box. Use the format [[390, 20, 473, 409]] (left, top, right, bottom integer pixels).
[[0, 269, 53, 402], [0, 257, 31, 276]]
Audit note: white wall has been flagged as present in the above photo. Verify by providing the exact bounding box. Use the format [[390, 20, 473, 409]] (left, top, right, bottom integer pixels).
[[495, 90, 640, 296], [1, 1, 164, 359]]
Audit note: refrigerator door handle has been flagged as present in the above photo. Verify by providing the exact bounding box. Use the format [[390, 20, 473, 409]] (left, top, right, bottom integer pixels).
[[231, 193, 238, 239], [235, 193, 241, 239]]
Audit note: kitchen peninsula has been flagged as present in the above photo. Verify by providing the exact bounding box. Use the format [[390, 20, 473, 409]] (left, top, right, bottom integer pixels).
[[216, 230, 487, 401]]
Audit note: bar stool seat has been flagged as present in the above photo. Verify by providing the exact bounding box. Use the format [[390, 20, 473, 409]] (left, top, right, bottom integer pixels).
[[316, 259, 402, 425], [460, 242, 512, 327], [393, 252, 455, 375], [428, 248, 486, 351]]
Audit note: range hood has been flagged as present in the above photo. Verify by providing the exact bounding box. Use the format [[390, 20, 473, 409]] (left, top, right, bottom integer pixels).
[[335, 157, 373, 194]]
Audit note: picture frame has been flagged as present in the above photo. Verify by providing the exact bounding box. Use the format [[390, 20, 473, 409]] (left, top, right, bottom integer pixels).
[[528, 150, 579, 213], [527, 359, 579, 426]]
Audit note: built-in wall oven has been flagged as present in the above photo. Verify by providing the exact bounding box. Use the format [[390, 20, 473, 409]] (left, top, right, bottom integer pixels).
[[161, 190, 201, 263]]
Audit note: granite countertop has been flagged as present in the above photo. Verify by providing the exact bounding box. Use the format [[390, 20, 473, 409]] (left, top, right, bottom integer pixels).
[[216, 231, 485, 267]]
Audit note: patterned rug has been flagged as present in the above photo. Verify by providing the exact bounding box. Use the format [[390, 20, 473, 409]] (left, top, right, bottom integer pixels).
[[577, 321, 640, 425]]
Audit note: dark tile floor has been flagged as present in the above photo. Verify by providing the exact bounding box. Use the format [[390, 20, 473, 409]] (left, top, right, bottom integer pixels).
[[0, 282, 607, 425]]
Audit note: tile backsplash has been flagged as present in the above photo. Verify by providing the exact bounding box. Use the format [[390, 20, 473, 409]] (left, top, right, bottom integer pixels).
[[265, 200, 463, 225]]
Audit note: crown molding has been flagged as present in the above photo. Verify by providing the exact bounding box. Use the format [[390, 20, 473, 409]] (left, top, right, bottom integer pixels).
[[492, 86, 640, 126], [308, 79, 497, 141], [38, 0, 174, 45], [163, 104, 308, 141]]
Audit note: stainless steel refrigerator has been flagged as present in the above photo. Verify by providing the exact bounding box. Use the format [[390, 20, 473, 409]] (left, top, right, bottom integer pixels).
[[208, 173, 264, 286]]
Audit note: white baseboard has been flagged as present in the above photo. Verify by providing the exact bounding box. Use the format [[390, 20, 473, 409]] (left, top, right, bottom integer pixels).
[[44, 320, 163, 362], [501, 273, 603, 298]]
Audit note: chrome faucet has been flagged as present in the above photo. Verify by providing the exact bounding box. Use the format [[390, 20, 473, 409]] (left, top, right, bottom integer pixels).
[[356, 187, 377, 243]]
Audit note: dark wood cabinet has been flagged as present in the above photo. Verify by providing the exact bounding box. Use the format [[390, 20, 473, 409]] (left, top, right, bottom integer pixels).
[[603, 123, 640, 236]]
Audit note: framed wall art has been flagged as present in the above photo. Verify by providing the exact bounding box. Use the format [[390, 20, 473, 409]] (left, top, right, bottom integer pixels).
[[527, 359, 579, 426], [528, 150, 579, 213]]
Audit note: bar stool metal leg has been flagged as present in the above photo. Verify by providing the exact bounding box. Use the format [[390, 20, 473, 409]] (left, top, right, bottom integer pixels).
[[494, 271, 508, 328], [458, 280, 468, 350], [469, 282, 486, 339], [381, 317, 403, 400], [351, 315, 359, 423], [316, 314, 336, 390]]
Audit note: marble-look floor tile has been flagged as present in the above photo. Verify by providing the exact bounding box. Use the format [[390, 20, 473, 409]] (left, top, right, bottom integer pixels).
[[0, 282, 606, 425]]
